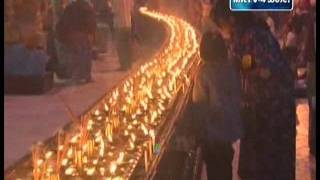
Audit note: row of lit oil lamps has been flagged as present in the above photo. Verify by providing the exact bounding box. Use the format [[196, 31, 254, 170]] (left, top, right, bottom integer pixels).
[[28, 7, 199, 180]]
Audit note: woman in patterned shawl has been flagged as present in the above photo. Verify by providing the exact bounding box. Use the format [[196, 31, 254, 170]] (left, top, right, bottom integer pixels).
[[211, 1, 296, 180]]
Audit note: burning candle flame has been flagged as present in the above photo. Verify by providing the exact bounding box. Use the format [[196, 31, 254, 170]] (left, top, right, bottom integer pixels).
[[116, 152, 124, 164], [94, 110, 100, 116], [110, 161, 117, 175], [21, 7, 201, 180]]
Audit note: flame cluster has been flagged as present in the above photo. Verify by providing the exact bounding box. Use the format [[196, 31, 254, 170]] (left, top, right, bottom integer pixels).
[[27, 7, 200, 180]]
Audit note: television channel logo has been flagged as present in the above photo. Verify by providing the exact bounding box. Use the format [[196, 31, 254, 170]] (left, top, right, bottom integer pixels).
[[230, 0, 293, 11]]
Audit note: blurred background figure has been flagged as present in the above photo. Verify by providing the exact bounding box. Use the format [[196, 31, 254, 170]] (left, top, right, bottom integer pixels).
[[56, 0, 97, 84], [5, 0, 50, 77], [282, 15, 303, 51], [5, 26, 50, 77], [41, 0, 59, 74], [12, 0, 43, 36], [48, 0, 74, 80], [91, 0, 114, 54], [5, 22, 24, 76], [111, 0, 134, 71], [262, 12, 276, 36], [186, 0, 202, 30], [4, 0, 14, 23], [281, 15, 304, 79], [131, 0, 144, 44], [200, 0, 219, 34], [106, 0, 115, 39]]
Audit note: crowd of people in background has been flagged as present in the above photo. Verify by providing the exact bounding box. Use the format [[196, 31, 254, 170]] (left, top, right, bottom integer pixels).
[[192, 0, 316, 179], [4, 0, 150, 86], [56, 0, 97, 83], [4, 0, 93, 83], [5, 0, 50, 77]]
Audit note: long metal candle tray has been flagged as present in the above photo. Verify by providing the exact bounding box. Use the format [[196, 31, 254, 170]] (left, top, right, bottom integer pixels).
[[5, 7, 201, 180]]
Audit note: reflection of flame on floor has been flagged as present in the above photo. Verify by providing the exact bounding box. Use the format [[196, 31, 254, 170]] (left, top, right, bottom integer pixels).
[[296, 101, 309, 136], [295, 100, 316, 180]]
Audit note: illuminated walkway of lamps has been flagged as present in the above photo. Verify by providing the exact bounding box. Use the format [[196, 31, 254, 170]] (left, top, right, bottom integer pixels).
[[6, 7, 201, 180]]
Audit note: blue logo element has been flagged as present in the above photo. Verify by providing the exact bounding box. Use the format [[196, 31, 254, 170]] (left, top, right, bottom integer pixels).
[[230, 0, 293, 11]]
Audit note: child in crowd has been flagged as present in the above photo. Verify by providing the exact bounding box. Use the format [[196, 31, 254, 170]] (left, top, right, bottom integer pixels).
[[192, 32, 242, 180]]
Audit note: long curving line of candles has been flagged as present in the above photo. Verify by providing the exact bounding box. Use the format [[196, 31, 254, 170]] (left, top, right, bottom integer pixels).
[[28, 7, 200, 180]]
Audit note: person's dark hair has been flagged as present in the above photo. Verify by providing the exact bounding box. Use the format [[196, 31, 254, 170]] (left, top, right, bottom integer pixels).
[[212, 0, 269, 31], [289, 15, 303, 34], [210, 0, 232, 27], [200, 32, 228, 63]]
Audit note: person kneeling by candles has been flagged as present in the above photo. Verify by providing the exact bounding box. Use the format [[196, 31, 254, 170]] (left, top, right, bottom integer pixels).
[[192, 32, 242, 180]]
